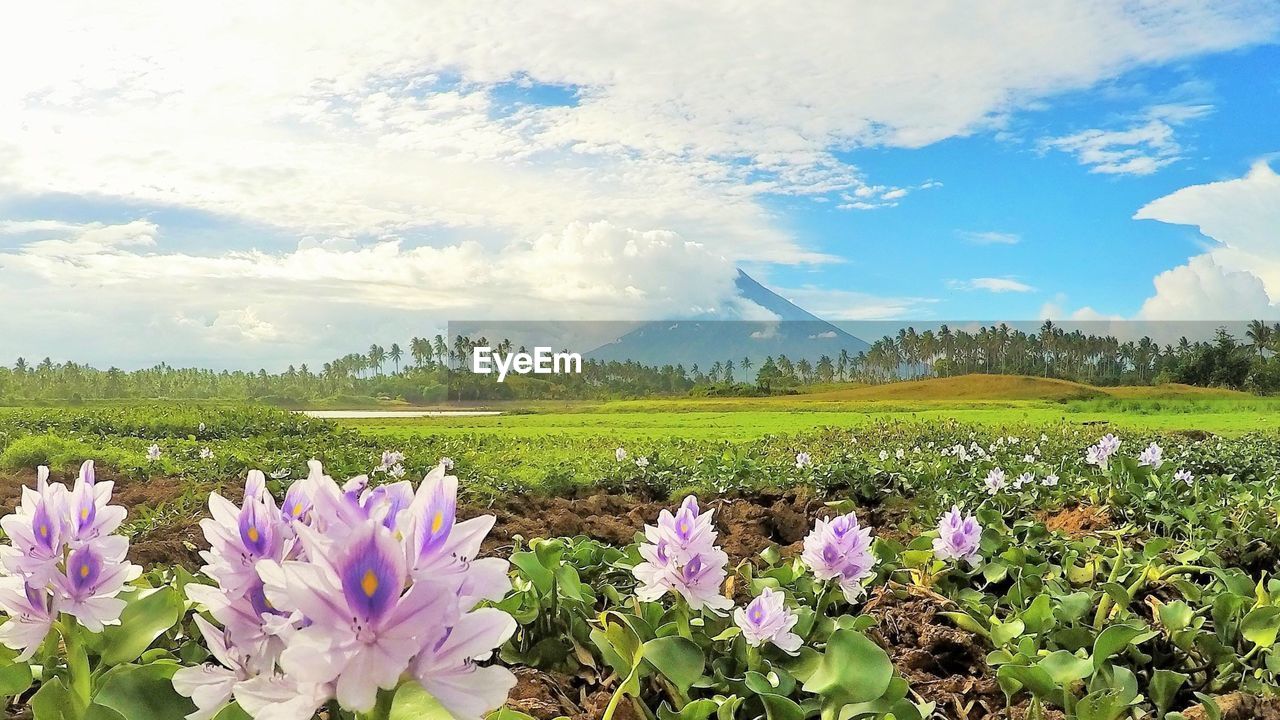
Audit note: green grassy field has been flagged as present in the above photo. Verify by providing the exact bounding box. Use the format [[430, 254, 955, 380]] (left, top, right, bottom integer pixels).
[[343, 376, 1280, 440]]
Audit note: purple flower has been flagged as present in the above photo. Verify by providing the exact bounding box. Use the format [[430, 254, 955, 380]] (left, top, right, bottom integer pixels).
[[633, 496, 732, 612], [1042, 474, 1059, 487], [0, 463, 137, 651], [1086, 434, 1122, 469], [733, 587, 801, 654], [932, 507, 982, 566], [0, 578, 54, 661], [411, 608, 518, 719], [53, 544, 132, 631], [1013, 472, 1034, 489], [147, 444, 162, 461], [1174, 469, 1194, 486], [802, 512, 876, 602], [1138, 442, 1164, 469], [983, 468, 1007, 495], [182, 461, 514, 720], [795, 452, 812, 469]]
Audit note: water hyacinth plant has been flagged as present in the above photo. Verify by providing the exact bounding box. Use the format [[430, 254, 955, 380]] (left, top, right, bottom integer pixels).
[[174, 460, 516, 720], [801, 511, 876, 602], [632, 496, 732, 612], [0, 462, 142, 714]]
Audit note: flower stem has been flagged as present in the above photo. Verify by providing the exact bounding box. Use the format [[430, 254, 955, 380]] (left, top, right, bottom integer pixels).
[[59, 617, 91, 717]]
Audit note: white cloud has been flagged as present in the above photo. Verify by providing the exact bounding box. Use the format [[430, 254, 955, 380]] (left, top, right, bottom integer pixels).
[[948, 277, 1036, 293], [0, 2, 1276, 362], [0, 219, 741, 367], [958, 230, 1021, 245], [1138, 254, 1275, 320], [774, 286, 937, 321], [1041, 103, 1214, 175], [1135, 160, 1280, 298], [1129, 161, 1280, 320]]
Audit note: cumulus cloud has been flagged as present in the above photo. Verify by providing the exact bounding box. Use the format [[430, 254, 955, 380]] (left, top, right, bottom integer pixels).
[[1, 1, 1277, 363], [0, 219, 740, 367], [948, 277, 1036, 293], [1138, 255, 1275, 320]]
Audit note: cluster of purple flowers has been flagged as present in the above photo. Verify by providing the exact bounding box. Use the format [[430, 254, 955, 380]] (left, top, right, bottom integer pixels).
[[0, 462, 140, 658], [1138, 442, 1164, 469], [632, 496, 733, 612], [172, 460, 515, 720], [802, 511, 877, 602], [635, 496, 984, 655], [932, 507, 982, 566], [1085, 433, 1122, 469]]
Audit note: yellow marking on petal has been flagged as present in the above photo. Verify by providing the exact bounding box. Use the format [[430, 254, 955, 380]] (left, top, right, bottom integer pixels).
[[80, 507, 89, 521], [39, 525, 48, 538], [292, 502, 303, 517], [247, 527, 260, 543], [79, 564, 90, 578], [361, 569, 379, 598], [431, 511, 444, 534]]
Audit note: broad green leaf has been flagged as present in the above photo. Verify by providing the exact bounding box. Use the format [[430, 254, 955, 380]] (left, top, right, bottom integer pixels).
[[643, 636, 704, 692], [1091, 624, 1144, 670], [93, 662, 194, 720], [1022, 595, 1054, 634], [801, 629, 893, 705], [31, 677, 81, 720], [1037, 650, 1093, 685], [1075, 688, 1128, 720], [510, 551, 554, 594], [759, 693, 805, 720], [212, 704, 254, 720], [996, 664, 1058, 701], [0, 660, 33, 697], [990, 618, 1025, 647], [390, 682, 454, 720], [1158, 601, 1194, 633], [657, 698, 719, 720], [1149, 670, 1188, 717], [83, 706, 127, 720], [1241, 606, 1280, 648], [95, 586, 185, 666]]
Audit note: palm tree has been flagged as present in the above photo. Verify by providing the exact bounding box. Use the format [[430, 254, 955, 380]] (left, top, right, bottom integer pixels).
[[1246, 320, 1272, 360], [389, 343, 403, 373]]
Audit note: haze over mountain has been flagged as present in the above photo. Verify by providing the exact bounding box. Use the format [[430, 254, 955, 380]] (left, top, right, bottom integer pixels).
[[584, 271, 871, 369]]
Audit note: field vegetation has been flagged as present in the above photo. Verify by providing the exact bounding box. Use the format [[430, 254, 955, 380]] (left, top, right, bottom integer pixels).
[[2, 379, 1280, 719]]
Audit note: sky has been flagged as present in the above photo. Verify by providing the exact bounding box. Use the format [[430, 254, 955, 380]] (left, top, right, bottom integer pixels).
[[1, 2, 1279, 369]]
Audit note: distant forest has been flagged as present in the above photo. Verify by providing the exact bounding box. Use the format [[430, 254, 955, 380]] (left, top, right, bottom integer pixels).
[[4, 321, 1280, 405]]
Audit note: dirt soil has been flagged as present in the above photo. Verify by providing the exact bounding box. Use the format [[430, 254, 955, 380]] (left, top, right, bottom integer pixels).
[[469, 489, 911, 563], [1038, 505, 1114, 538], [1182, 693, 1280, 720]]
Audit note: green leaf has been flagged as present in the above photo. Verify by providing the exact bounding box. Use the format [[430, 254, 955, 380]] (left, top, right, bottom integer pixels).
[[0, 660, 33, 697], [390, 682, 455, 720], [801, 629, 893, 705], [1149, 670, 1188, 717], [95, 587, 185, 666], [1075, 688, 1128, 720], [1091, 624, 1144, 670], [92, 662, 195, 720], [996, 664, 1058, 701], [1022, 595, 1054, 634], [31, 677, 81, 720], [643, 636, 704, 692], [1159, 601, 1195, 633], [83, 706, 127, 720], [510, 551, 555, 594], [990, 618, 1025, 647], [211, 704, 254, 720], [657, 699, 719, 720], [1037, 650, 1093, 685], [488, 709, 539, 720], [1241, 606, 1280, 648], [759, 693, 805, 720]]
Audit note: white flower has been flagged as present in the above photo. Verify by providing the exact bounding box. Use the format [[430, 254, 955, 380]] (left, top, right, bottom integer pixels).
[[635, 457, 650, 469], [984, 468, 1007, 495], [1041, 474, 1059, 487], [615, 448, 627, 462]]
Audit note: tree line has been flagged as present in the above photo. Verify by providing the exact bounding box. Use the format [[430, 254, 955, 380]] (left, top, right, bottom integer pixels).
[[4, 321, 1279, 404]]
